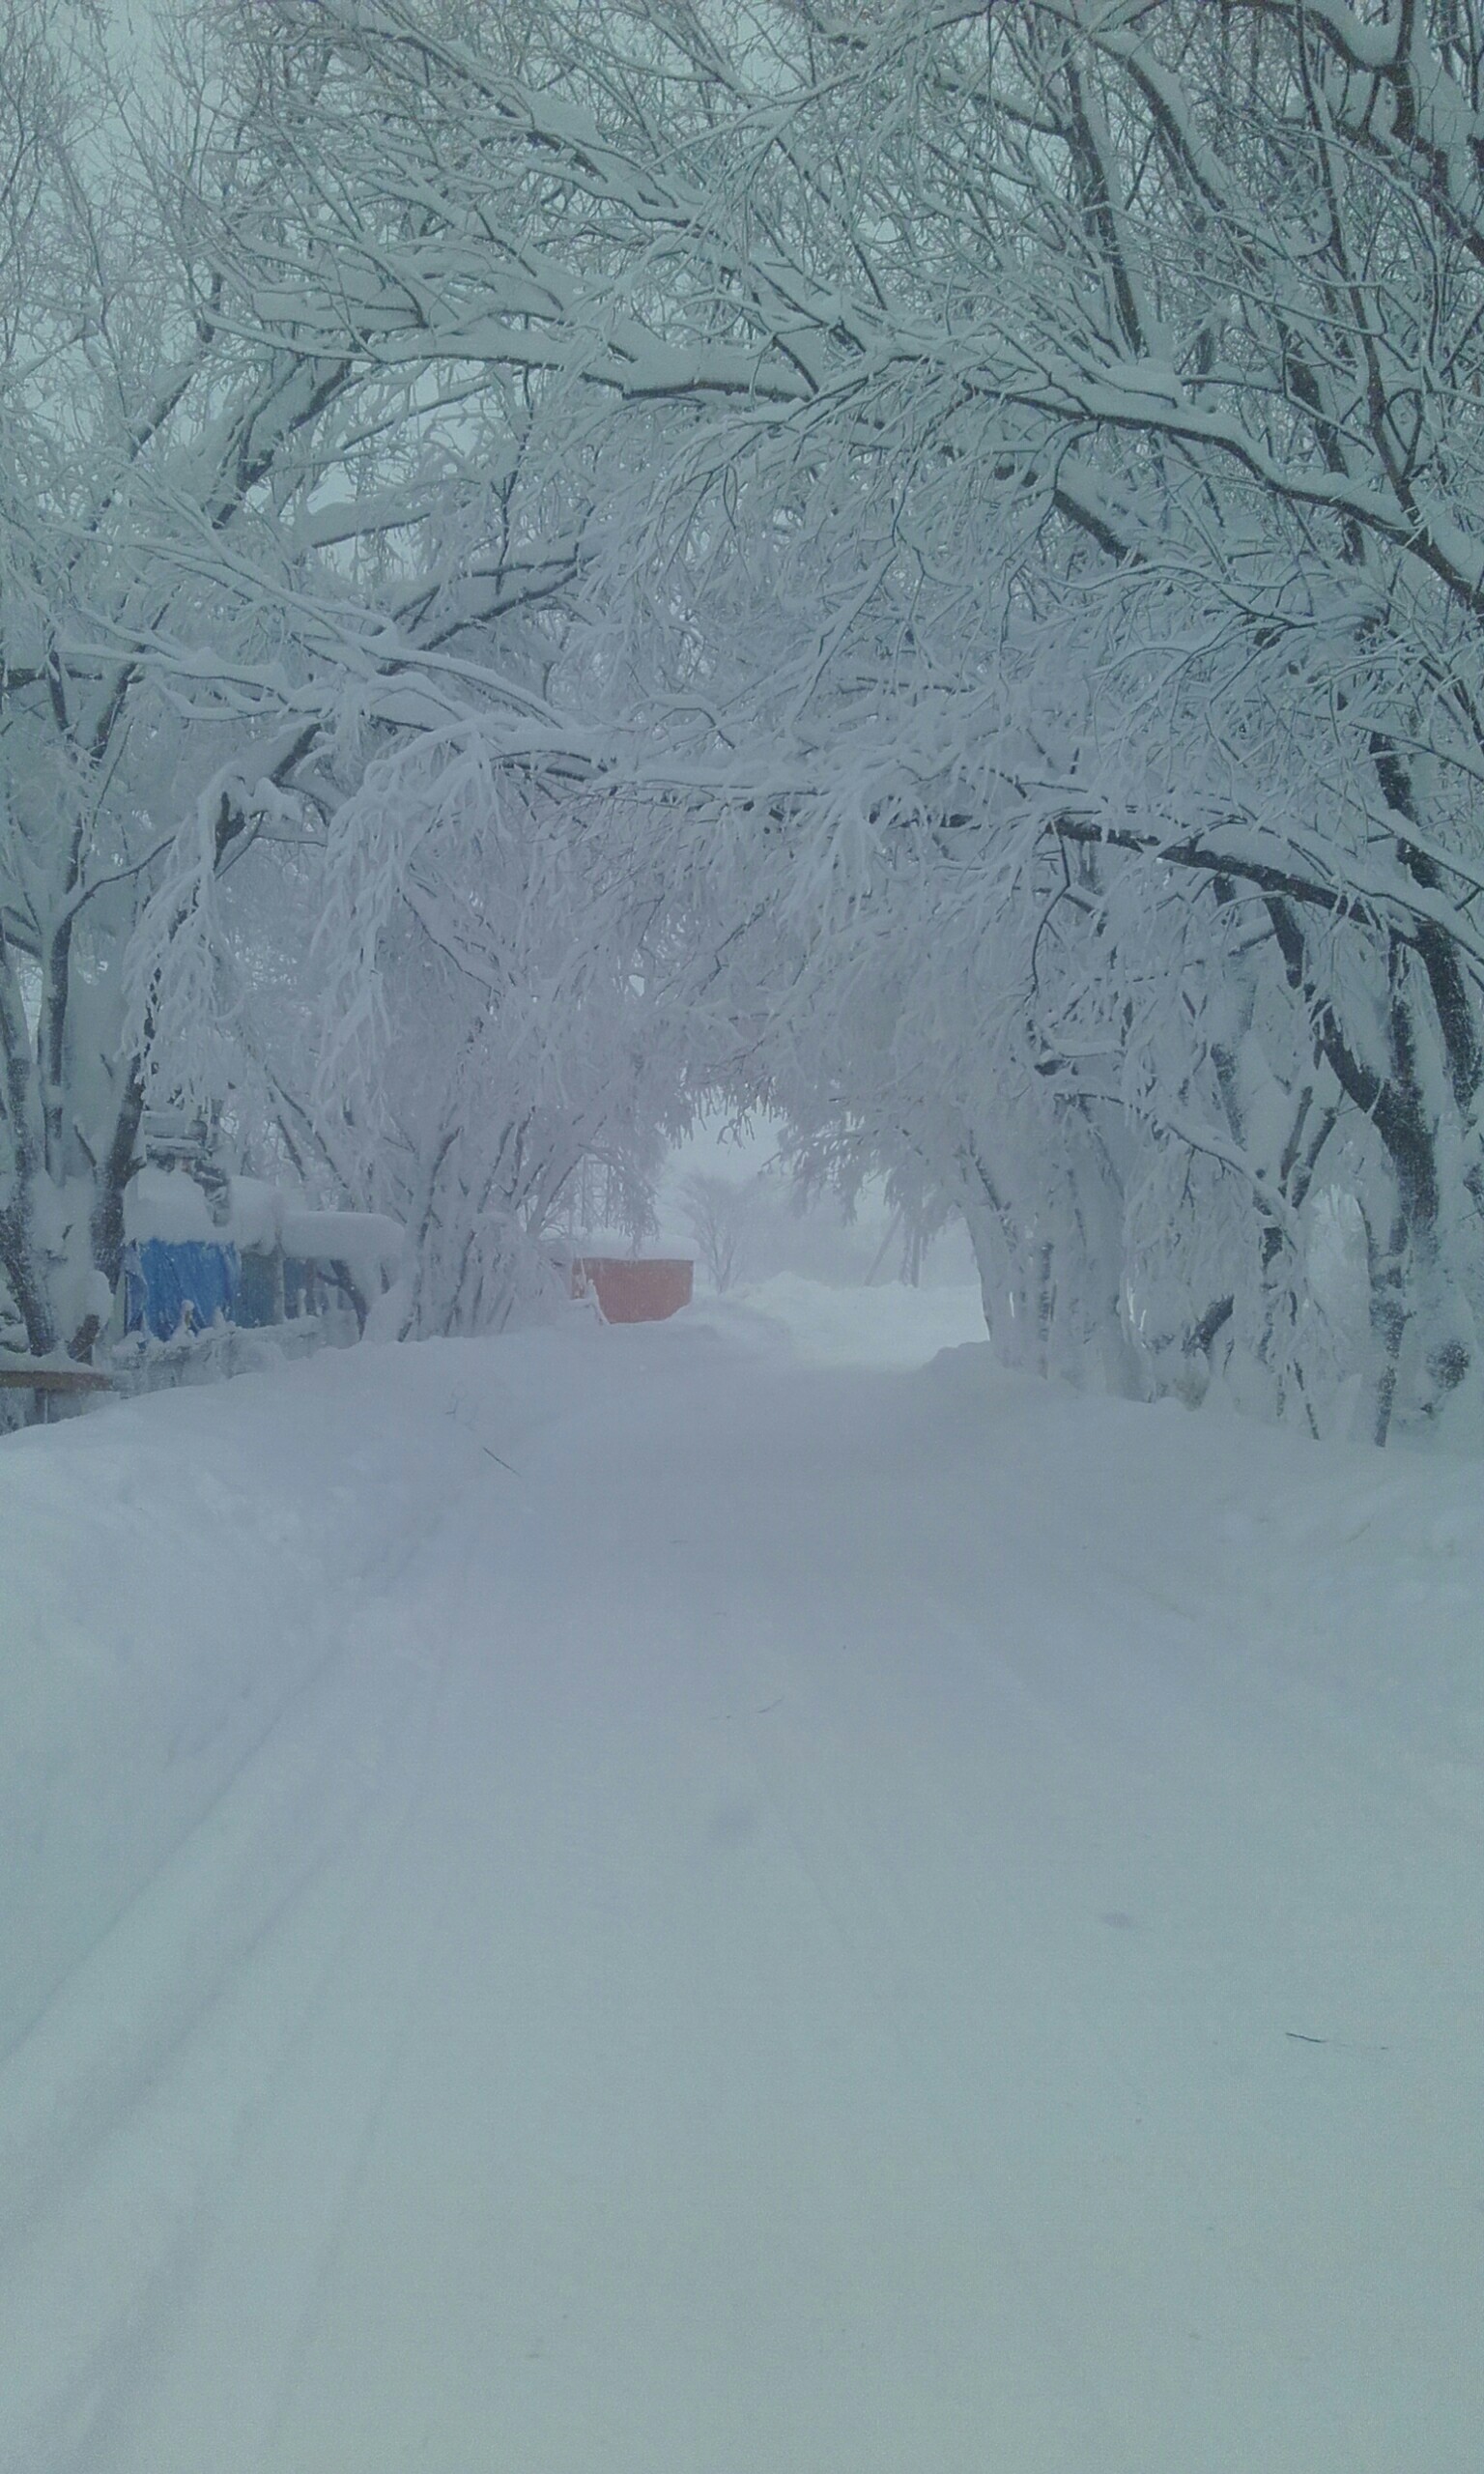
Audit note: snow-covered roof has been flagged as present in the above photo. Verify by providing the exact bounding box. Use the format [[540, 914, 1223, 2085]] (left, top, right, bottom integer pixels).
[[123, 1165, 218, 1247], [122, 1173, 404, 1293], [223, 1176, 283, 1253], [279, 1210, 405, 1288]]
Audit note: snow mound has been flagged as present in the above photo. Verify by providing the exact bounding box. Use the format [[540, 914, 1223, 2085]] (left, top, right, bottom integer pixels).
[[223, 1176, 283, 1252], [123, 1165, 217, 1245], [689, 1273, 986, 1368], [279, 1209, 405, 1288]]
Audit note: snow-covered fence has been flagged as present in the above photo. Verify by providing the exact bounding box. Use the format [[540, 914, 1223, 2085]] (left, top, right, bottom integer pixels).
[[105, 1313, 355, 1405], [76, 1166, 406, 1405]]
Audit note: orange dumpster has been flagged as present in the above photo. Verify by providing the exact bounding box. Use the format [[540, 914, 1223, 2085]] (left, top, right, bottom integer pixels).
[[571, 1257, 695, 1323]]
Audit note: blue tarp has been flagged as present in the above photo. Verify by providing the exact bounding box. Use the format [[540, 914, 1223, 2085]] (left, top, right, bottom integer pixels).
[[122, 1239, 240, 1342]]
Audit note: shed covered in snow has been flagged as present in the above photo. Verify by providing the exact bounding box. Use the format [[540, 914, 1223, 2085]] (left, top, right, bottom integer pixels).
[[570, 1256, 695, 1323], [118, 1168, 404, 1342], [121, 1167, 240, 1341]]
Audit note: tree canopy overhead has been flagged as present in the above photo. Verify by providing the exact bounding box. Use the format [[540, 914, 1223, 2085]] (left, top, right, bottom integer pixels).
[[4, 0, 1484, 1442]]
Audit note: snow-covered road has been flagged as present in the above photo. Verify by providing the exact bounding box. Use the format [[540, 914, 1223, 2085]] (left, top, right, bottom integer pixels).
[[2, 1290, 1481, 2472]]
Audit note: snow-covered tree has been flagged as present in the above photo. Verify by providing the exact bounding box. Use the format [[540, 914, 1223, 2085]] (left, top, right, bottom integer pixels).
[[336, 0, 1480, 1441], [0, 0, 659, 1372], [0, 0, 369, 1363], [10, 0, 1484, 1444]]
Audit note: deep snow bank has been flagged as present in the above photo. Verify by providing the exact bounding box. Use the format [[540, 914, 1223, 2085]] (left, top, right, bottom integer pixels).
[[691, 1271, 988, 1366]]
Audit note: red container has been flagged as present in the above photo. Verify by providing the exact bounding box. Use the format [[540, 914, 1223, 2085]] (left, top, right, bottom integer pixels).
[[571, 1256, 695, 1323]]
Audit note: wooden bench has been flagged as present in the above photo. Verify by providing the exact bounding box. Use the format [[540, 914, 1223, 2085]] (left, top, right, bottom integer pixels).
[[0, 1364, 113, 1395]]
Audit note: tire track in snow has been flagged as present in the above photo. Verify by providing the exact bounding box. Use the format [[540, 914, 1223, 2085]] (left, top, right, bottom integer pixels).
[[42, 1585, 475, 2474], [711, 1587, 1151, 2471], [0, 1437, 471, 2087], [6, 1328, 1481, 2473], [0, 1566, 465, 2474]]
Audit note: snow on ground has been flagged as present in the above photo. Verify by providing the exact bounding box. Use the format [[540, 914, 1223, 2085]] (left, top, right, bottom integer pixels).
[[692, 1271, 989, 1366], [1, 1283, 1481, 2473]]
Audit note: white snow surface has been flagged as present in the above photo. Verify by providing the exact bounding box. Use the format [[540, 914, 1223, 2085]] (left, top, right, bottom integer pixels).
[[223, 1176, 283, 1253], [278, 1208, 406, 1286], [693, 1270, 990, 1366], [121, 1165, 218, 1247], [0, 1283, 1480, 2473]]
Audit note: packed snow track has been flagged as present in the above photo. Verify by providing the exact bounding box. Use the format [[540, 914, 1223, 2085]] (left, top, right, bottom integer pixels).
[[1, 1287, 1480, 2474]]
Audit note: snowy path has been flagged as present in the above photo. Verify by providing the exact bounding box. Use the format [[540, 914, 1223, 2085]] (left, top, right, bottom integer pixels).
[[1, 1296, 1481, 2472]]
